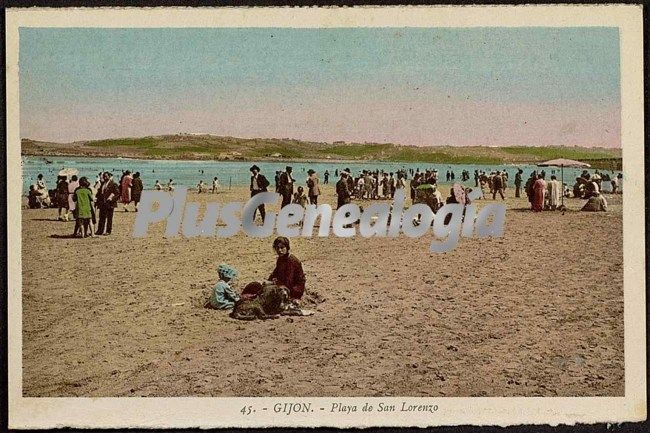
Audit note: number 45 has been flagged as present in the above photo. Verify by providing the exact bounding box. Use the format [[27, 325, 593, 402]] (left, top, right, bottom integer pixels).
[[241, 405, 253, 415]]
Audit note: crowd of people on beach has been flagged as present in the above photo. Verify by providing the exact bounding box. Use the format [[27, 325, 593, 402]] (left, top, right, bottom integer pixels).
[[26, 162, 622, 238], [28, 170, 144, 237], [247, 164, 621, 215]]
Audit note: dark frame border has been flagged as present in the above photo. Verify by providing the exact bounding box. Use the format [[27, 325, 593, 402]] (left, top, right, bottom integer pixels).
[[1, 1, 647, 432]]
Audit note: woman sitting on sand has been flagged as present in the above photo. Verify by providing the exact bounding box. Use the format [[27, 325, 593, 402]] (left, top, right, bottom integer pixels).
[[28, 185, 42, 209], [268, 236, 306, 301], [581, 193, 608, 212], [206, 263, 240, 310]]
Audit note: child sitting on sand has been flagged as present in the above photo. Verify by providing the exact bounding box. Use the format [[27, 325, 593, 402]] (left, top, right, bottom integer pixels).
[[206, 263, 240, 310]]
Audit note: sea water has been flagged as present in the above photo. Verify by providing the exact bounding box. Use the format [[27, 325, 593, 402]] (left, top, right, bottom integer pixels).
[[21, 155, 621, 194]]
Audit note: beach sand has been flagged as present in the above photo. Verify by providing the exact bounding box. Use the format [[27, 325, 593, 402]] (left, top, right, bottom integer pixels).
[[21, 184, 624, 397]]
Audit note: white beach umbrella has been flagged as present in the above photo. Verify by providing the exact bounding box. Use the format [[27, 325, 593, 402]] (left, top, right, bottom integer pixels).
[[58, 168, 79, 178], [537, 158, 592, 207], [537, 158, 592, 169]]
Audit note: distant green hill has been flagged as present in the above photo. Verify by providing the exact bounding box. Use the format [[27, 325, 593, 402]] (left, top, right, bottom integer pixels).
[[21, 135, 622, 169]]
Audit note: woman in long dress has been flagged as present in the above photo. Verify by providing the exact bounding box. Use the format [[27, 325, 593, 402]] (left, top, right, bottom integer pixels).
[[131, 172, 144, 211], [532, 175, 547, 212], [56, 176, 69, 221], [120, 170, 133, 210]]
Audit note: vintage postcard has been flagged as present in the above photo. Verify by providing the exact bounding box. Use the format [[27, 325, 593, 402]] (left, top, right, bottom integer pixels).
[[6, 5, 646, 429]]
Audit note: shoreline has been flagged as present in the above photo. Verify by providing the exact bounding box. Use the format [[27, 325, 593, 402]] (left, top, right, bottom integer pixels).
[[20, 150, 623, 169]]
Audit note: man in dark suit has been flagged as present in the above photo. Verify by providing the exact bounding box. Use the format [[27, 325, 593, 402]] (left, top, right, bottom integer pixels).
[[278, 166, 294, 208], [250, 165, 270, 221], [336, 170, 352, 209], [95, 171, 120, 235], [514, 169, 523, 198], [492, 171, 505, 200]]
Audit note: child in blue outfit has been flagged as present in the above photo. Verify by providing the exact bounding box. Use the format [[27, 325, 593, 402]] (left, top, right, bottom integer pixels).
[[207, 263, 240, 309]]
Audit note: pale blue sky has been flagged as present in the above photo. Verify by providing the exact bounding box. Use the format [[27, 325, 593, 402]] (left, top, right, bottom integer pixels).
[[19, 27, 621, 146]]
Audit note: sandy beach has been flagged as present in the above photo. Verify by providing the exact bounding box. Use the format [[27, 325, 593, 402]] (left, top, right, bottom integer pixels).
[[21, 184, 624, 397]]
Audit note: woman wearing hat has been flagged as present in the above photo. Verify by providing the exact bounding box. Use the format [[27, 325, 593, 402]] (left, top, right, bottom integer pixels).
[[306, 169, 321, 205]]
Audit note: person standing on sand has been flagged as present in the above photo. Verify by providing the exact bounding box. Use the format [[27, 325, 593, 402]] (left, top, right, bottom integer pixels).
[[531, 173, 546, 212], [56, 175, 69, 221], [95, 172, 119, 235], [274, 171, 281, 193], [73, 177, 95, 238], [410, 173, 421, 204], [131, 172, 143, 212], [345, 168, 354, 193], [363, 171, 373, 199], [212, 177, 219, 193], [323, 170, 330, 184], [278, 166, 295, 208], [388, 173, 396, 198], [356, 175, 365, 199], [395, 173, 406, 191], [250, 165, 270, 222], [336, 170, 352, 209], [67, 175, 79, 221], [546, 175, 561, 211], [514, 169, 523, 198], [120, 170, 133, 211], [381, 173, 390, 198], [492, 171, 505, 200], [610, 175, 618, 194], [525, 172, 536, 205], [94, 172, 102, 190], [306, 169, 320, 205]]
